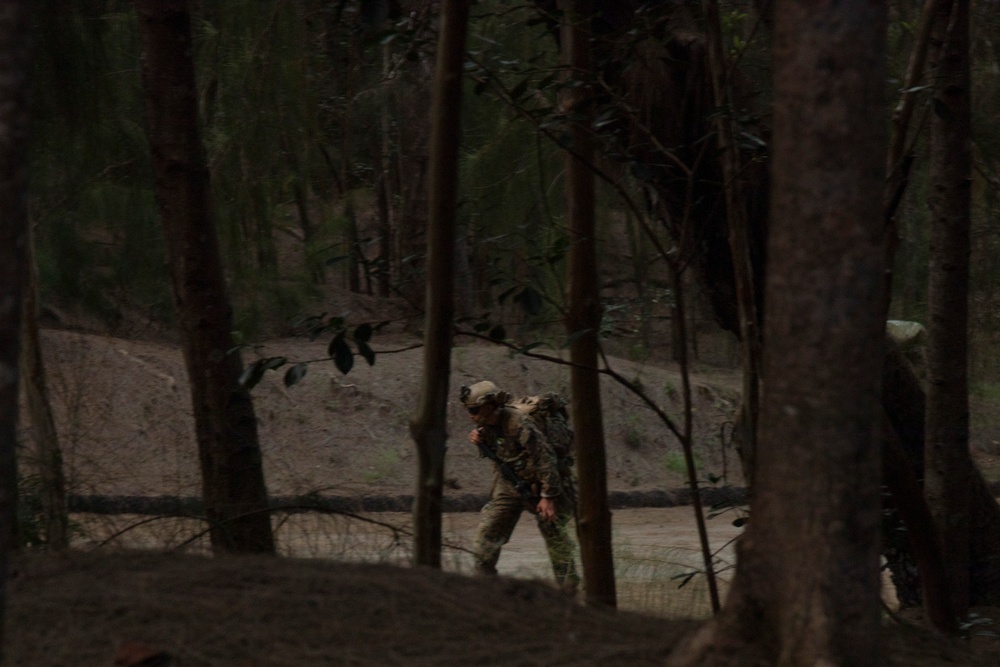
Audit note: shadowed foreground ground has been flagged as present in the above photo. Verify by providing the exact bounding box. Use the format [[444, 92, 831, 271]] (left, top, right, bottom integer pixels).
[[6, 550, 999, 666]]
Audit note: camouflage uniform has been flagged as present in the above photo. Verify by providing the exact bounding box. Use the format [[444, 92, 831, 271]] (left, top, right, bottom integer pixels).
[[472, 408, 580, 592]]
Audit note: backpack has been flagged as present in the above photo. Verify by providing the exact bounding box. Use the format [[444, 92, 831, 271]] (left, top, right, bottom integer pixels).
[[506, 392, 574, 463]]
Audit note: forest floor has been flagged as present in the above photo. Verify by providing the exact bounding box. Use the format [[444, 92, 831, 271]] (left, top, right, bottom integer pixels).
[[7, 304, 1000, 665]]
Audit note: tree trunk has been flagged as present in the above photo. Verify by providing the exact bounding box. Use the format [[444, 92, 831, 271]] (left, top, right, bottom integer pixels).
[[924, 0, 972, 619], [136, 0, 275, 554], [282, 131, 323, 285], [703, 0, 761, 491], [883, 335, 1000, 607], [374, 147, 392, 297], [21, 222, 69, 549], [669, 2, 888, 663], [0, 2, 31, 658], [345, 195, 363, 294], [377, 47, 396, 299], [559, 0, 616, 609], [410, 0, 467, 568], [880, 401, 957, 633]]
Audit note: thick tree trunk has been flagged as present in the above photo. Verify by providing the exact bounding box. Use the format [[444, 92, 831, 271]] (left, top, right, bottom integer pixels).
[[136, 0, 274, 554], [924, 0, 972, 618], [410, 0, 467, 568], [669, 2, 887, 663], [559, 0, 616, 609], [0, 2, 31, 658], [21, 223, 69, 549]]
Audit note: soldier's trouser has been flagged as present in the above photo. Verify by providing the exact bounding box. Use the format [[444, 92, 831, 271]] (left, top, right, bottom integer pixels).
[[473, 476, 580, 591]]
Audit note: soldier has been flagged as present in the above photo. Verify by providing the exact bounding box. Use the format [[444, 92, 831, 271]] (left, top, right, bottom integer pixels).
[[459, 380, 580, 593]]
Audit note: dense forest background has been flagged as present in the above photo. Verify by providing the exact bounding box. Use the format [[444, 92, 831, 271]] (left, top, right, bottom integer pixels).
[[25, 1, 1000, 398], [25, 2, 1000, 380]]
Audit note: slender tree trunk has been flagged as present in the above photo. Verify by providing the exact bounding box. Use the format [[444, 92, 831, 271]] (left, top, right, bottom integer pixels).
[[410, 0, 467, 568], [379, 44, 398, 298], [883, 333, 1000, 607], [559, 0, 616, 609], [374, 150, 392, 297], [669, 2, 887, 663], [880, 405, 957, 633], [341, 31, 359, 293], [282, 131, 323, 285], [668, 270, 684, 362], [883, 0, 944, 321], [345, 195, 362, 294], [924, 0, 972, 618], [674, 272, 721, 614], [887, 0, 944, 176], [21, 222, 68, 549], [0, 2, 31, 658], [703, 0, 761, 491], [136, 0, 275, 554]]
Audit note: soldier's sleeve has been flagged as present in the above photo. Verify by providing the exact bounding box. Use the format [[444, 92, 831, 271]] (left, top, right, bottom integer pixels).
[[519, 420, 562, 498]]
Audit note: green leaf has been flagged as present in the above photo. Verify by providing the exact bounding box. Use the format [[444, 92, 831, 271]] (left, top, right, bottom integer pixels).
[[328, 331, 341, 359], [331, 332, 354, 375], [238, 360, 267, 391], [262, 356, 287, 371], [284, 363, 308, 388], [357, 341, 376, 366], [353, 323, 373, 344], [738, 131, 767, 149], [497, 285, 518, 304]]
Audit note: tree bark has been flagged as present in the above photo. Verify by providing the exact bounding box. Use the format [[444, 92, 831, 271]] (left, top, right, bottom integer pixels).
[[0, 1, 31, 659], [669, 1, 888, 663], [703, 0, 761, 491], [136, 0, 275, 554], [881, 404, 957, 633], [410, 0, 468, 568], [559, 0, 616, 609], [924, 0, 972, 619], [377, 44, 397, 299], [883, 335, 1000, 607], [21, 222, 69, 549]]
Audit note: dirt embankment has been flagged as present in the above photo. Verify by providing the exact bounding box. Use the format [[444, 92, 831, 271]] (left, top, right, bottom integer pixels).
[[28, 328, 745, 514]]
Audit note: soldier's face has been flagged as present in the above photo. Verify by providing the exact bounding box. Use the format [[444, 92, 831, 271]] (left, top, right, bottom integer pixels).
[[467, 402, 496, 425]]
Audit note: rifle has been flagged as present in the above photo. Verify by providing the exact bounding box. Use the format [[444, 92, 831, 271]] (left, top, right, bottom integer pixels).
[[474, 427, 539, 512]]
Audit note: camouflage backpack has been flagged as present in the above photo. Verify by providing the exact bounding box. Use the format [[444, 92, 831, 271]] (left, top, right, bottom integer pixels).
[[506, 392, 574, 464]]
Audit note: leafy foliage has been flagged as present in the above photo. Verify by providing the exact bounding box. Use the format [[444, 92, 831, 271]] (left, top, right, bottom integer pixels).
[[238, 317, 379, 391]]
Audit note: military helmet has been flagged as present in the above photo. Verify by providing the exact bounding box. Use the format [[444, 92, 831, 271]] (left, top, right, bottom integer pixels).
[[459, 380, 508, 407]]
